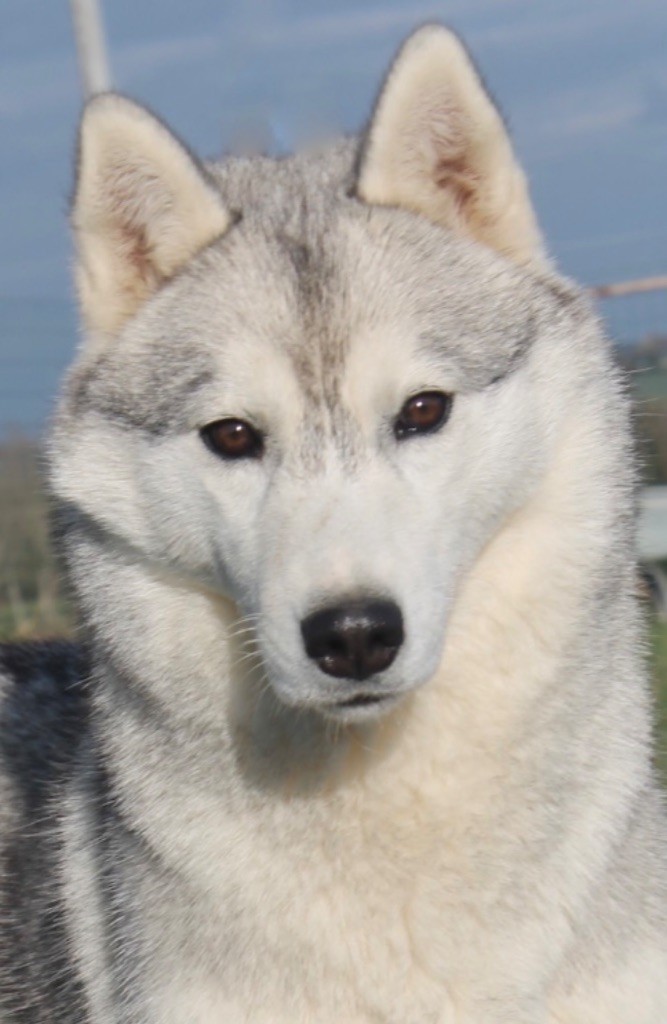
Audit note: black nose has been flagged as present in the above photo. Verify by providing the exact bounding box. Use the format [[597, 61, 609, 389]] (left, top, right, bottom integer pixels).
[[301, 599, 404, 681]]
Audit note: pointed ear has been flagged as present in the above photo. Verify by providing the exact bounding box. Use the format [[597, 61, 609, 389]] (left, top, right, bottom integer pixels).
[[71, 94, 232, 337], [356, 26, 546, 267]]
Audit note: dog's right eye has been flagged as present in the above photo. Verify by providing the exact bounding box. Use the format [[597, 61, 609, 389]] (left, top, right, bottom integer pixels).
[[394, 391, 453, 440], [200, 419, 264, 460]]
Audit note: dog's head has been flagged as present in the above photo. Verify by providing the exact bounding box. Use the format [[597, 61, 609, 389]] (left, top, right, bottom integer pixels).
[[53, 26, 598, 721]]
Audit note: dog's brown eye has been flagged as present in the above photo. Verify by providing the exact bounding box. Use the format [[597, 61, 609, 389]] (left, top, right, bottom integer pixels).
[[201, 419, 263, 460], [394, 391, 453, 440]]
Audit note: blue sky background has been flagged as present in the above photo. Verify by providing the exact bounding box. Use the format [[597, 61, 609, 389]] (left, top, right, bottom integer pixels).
[[1, 0, 666, 431]]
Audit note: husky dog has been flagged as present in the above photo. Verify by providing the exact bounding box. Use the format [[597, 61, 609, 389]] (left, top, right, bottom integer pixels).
[[1, 24, 666, 1023]]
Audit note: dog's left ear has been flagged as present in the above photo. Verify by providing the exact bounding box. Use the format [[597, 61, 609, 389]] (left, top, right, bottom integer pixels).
[[71, 94, 233, 340], [357, 25, 546, 267]]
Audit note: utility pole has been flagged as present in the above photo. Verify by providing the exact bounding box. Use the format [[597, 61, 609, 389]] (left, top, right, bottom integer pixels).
[[69, 0, 112, 98], [591, 275, 667, 300]]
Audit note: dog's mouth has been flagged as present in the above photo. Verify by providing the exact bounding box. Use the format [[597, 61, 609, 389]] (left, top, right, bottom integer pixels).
[[337, 693, 388, 709], [320, 689, 403, 722]]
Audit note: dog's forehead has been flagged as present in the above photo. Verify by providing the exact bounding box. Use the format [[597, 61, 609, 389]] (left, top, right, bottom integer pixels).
[[210, 143, 553, 353], [192, 189, 546, 401]]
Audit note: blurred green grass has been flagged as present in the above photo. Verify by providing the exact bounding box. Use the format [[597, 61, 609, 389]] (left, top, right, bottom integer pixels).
[[650, 618, 667, 783], [633, 367, 667, 401]]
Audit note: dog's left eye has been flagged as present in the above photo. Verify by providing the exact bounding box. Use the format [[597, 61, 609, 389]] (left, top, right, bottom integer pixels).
[[200, 418, 264, 460], [394, 391, 453, 440]]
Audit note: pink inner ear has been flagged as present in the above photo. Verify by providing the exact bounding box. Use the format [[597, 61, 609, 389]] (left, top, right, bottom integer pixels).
[[116, 222, 155, 286], [103, 162, 170, 285], [434, 154, 479, 214], [420, 95, 468, 160], [414, 98, 478, 215]]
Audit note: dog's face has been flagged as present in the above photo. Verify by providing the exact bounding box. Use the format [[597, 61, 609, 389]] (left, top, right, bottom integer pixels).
[[53, 26, 587, 720]]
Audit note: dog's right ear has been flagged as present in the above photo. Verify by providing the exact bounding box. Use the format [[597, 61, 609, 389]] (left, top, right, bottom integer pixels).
[[356, 26, 546, 267], [71, 94, 232, 339]]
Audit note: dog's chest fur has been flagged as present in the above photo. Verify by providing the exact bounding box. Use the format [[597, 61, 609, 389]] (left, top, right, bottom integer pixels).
[[65, 612, 590, 1024], [72, 732, 536, 1023]]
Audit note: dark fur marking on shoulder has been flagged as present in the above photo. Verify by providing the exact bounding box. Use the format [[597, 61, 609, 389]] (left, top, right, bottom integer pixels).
[[0, 641, 91, 1021], [0, 641, 88, 789]]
